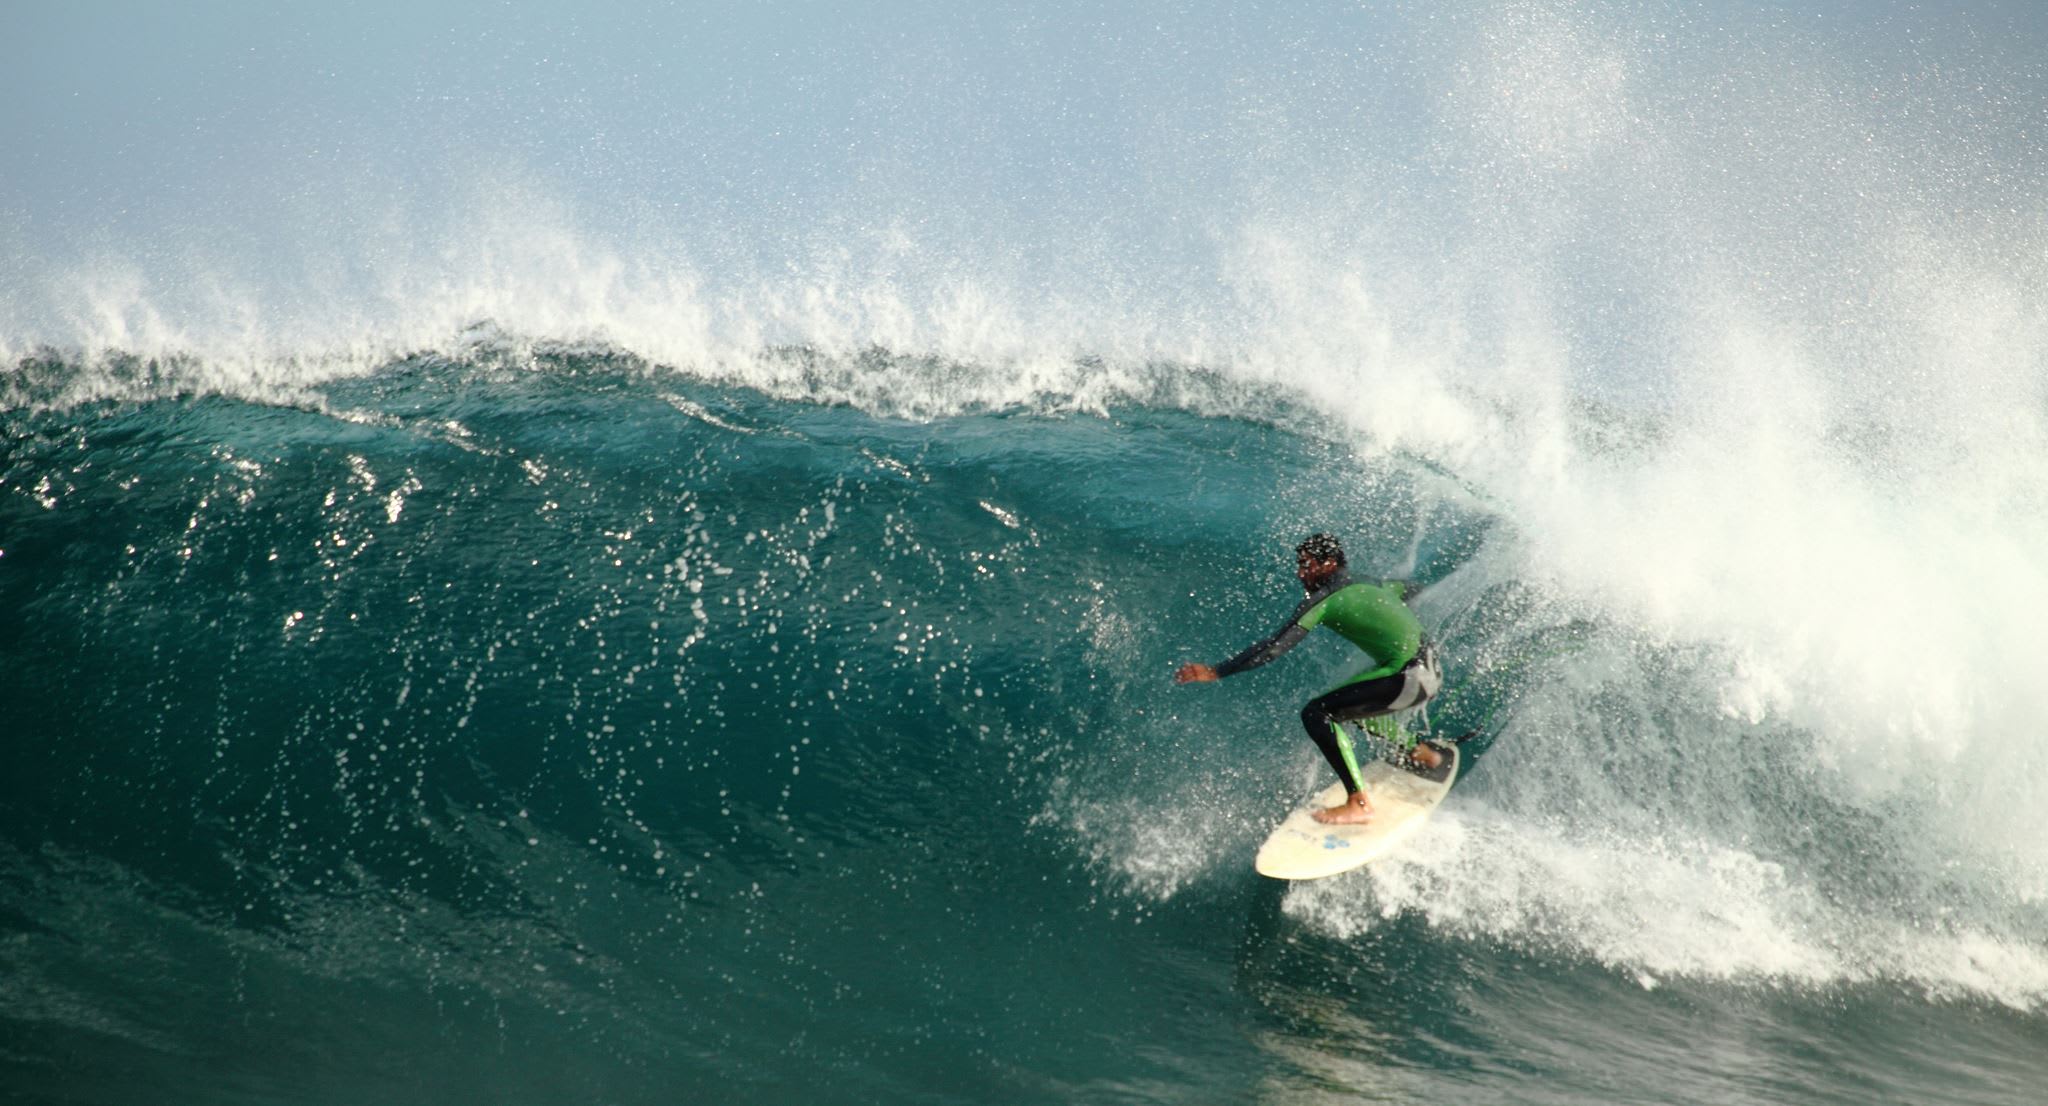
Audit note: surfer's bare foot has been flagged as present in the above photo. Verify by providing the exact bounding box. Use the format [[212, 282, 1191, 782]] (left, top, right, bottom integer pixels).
[[1409, 743, 1443, 770], [1311, 793, 1373, 825]]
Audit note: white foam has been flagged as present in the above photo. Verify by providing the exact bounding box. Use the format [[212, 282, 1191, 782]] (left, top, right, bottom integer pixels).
[[1281, 801, 2048, 1009]]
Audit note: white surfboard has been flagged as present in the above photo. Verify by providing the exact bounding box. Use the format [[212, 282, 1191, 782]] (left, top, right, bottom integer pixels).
[[1254, 743, 1459, 880]]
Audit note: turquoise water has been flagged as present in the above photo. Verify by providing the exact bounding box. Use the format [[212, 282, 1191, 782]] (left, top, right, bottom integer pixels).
[[4, 346, 2045, 1104]]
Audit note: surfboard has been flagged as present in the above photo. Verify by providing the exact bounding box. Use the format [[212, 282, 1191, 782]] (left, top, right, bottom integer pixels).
[[1254, 742, 1459, 880]]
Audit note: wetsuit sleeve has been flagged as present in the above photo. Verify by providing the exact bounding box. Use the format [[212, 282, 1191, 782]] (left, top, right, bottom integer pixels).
[[1213, 596, 1323, 678]]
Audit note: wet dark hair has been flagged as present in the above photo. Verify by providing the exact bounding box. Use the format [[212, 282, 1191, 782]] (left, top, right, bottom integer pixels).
[[1295, 533, 1345, 566]]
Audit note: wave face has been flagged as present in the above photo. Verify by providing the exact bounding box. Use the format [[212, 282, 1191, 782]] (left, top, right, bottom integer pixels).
[[4, 346, 2046, 1104], [5, 2, 2048, 1103]]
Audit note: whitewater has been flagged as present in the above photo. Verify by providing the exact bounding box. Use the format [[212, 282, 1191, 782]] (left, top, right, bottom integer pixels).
[[5, 2, 2047, 1103]]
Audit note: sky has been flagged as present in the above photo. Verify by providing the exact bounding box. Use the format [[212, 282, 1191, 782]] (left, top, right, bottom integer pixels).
[[2, 0, 2043, 368]]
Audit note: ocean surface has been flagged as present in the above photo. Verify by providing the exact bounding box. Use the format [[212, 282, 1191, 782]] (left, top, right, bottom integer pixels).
[[5, 342, 2045, 1105], [6, 2, 2048, 1103]]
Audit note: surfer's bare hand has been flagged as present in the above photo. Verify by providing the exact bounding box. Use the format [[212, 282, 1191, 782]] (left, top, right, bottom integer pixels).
[[1175, 663, 1217, 683]]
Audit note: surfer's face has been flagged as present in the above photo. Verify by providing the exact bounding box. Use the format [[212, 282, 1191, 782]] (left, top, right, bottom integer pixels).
[[1296, 555, 1341, 590]]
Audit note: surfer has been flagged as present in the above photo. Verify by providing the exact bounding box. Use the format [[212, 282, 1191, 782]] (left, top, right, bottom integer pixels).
[[1175, 533, 1443, 825]]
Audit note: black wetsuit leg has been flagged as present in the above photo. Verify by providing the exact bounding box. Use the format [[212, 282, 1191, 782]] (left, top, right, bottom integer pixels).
[[1298, 672, 1412, 793]]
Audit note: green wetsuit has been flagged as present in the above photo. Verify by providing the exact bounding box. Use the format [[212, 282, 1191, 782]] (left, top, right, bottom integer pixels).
[[1212, 572, 1439, 792], [1213, 574, 1422, 682]]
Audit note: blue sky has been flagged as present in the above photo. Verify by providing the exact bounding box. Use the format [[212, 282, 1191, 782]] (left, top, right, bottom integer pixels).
[[7, 2, 2035, 236], [3, 1, 2042, 364]]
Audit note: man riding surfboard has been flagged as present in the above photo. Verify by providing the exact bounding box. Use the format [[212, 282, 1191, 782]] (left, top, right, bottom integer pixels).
[[1175, 533, 1445, 825]]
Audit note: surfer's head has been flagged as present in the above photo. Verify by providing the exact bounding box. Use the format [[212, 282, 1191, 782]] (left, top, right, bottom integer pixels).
[[1295, 533, 1345, 589]]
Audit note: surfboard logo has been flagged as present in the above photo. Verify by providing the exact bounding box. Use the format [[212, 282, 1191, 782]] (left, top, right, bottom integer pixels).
[[1322, 835, 1350, 850]]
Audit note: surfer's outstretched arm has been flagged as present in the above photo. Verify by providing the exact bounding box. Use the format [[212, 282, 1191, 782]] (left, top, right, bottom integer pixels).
[[1211, 619, 1311, 677], [1175, 593, 1321, 683]]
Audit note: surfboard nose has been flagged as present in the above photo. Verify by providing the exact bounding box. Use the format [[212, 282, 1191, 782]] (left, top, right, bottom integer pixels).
[[1254, 746, 1460, 880]]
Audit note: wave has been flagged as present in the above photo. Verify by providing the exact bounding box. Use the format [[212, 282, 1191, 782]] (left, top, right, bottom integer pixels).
[[5, 341, 2046, 1018], [6, 2, 2048, 1047]]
